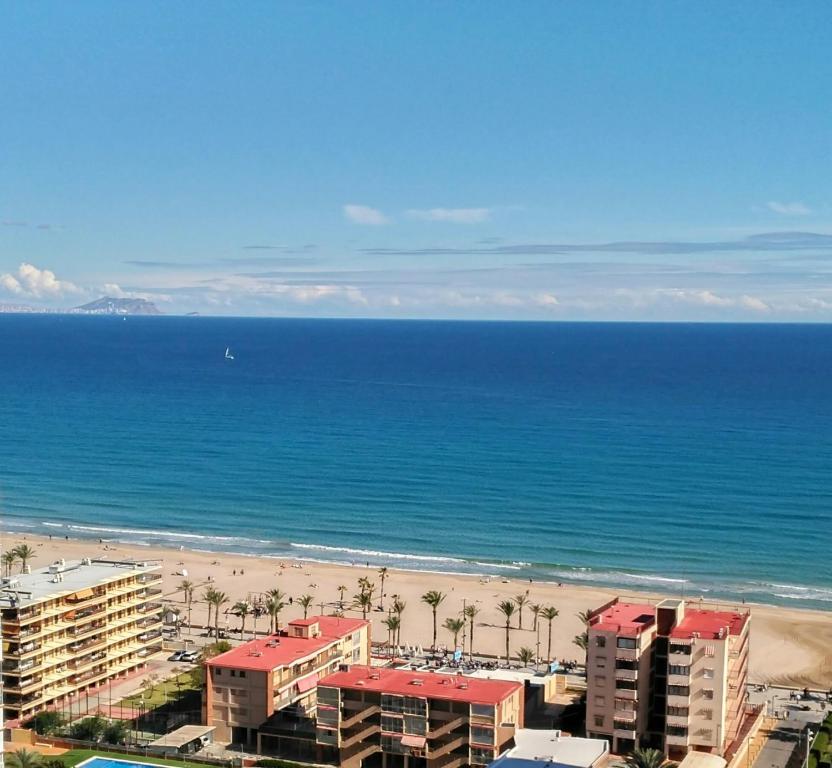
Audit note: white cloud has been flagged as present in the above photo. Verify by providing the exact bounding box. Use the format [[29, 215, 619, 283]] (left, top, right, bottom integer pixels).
[[343, 204, 388, 225], [766, 200, 812, 216], [534, 293, 559, 308], [406, 207, 491, 223], [738, 294, 770, 312], [0, 263, 78, 299]]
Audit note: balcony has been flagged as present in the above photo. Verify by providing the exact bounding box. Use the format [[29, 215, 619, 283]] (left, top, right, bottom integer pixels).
[[666, 714, 689, 727], [616, 647, 639, 661], [137, 573, 162, 584], [428, 715, 468, 739], [615, 688, 638, 701], [136, 601, 162, 613], [614, 726, 637, 740], [430, 734, 468, 759], [668, 674, 690, 687], [615, 668, 638, 681], [666, 733, 689, 747], [613, 709, 636, 722], [667, 694, 690, 708], [342, 704, 381, 729], [342, 723, 381, 749], [69, 621, 106, 639]]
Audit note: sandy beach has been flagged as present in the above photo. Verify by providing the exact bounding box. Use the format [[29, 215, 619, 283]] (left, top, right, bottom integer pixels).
[[3, 530, 832, 689]]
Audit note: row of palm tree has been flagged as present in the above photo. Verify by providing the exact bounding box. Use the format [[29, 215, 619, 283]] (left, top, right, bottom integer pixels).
[[2, 543, 37, 577]]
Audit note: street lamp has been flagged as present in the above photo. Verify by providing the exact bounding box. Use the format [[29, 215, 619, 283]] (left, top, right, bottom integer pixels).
[[806, 728, 815, 768]]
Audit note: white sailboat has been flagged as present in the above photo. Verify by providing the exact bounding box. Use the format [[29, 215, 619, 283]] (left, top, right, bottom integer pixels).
[[225, 347, 234, 360]]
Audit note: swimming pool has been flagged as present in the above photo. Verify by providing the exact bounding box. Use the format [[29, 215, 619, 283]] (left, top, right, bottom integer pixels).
[[77, 757, 177, 768]]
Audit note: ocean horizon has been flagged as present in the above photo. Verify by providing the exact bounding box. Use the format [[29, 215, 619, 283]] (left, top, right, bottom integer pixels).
[[2, 315, 831, 609]]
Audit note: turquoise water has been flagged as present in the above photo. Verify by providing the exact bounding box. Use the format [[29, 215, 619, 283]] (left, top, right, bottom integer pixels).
[[1, 316, 830, 607]]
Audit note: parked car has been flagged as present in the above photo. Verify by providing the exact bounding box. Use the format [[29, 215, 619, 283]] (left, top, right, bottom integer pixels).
[[168, 650, 185, 661], [180, 650, 200, 663]]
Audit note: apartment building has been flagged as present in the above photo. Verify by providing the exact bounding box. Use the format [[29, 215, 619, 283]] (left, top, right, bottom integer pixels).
[[203, 615, 370, 755], [584, 598, 750, 759], [1, 557, 164, 724], [316, 665, 525, 768]]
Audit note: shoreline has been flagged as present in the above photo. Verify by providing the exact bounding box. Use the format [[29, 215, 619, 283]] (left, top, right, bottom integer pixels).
[[5, 518, 831, 612], [3, 528, 832, 689]]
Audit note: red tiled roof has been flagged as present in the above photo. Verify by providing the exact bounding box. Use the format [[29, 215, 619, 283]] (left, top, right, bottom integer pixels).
[[670, 609, 749, 640], [289, 618, 318, 627], [207, 615, 368, 671], [589, 601, 656, 636], [319, 665, 522, 706]]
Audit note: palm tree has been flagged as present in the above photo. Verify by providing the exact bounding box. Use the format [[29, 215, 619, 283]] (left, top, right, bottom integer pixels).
[[179, 579, 195, 628], [377, 567, 389, 610], [298, 594, 314, 619], [265, 591, 286, 633], [421, 590, 446, 649], [209, 590, 228, 639], [353, 591, 373, 619], [540, 606, 559, 663], [392, 598, 406, 646], [573, 632, 588, 660], [514, 592, 530, 630], [232, 601, 250, 640], [443, 617, 465, 650], [625, 747, 675, 768], [7, 748, 43, 768], [203, 586, 218, 636], [463, 604, 480, 657], [517, 647, 535, 667], [496, 600, 516, 663], [530, 604, 542, 633], [337, 584, 348, 608], [13, 543, 36, 572], [2, 550, 17, 578], [383, 615, 400, 653]]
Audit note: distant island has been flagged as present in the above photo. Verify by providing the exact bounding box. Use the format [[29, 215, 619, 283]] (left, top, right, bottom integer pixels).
[[0, 296, 163, 315], [74, 296, 162, 315]]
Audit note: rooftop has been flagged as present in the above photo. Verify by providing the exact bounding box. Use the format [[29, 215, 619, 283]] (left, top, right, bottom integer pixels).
[[670, 608, 749, 640], [320, 665, 522, 706], [148, 725, 215, 750], [491, 729, 609, 768], [589, 600, 656, 636], [0, 557, 160, 608], [206, 615, 368, 671]]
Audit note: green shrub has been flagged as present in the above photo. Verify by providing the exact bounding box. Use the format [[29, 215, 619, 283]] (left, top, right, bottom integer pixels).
[[27, 710, 65, 736]]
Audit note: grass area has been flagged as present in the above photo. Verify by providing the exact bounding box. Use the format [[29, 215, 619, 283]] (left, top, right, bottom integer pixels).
[[58, 749, 219, 768], [116, 672, 200, 710], [809, 713, 832, 768]]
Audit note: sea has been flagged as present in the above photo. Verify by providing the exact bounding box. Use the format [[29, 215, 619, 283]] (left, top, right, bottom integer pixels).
[[1, 315, 831, 609]]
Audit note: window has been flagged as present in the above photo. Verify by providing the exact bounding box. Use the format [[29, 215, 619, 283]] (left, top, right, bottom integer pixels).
[[596, 657, 607, 669], [215, 669, 222, 676], [703, 689, 715, 700], [239, 670, 246, 678], [230, 670, 236, 677], [595, 696, 606, 706], [667, 705, 689, 717], [595, 675, 607, 687], [668, 664, 690, 676], [381, 714, 404, 733], [594, 715, 604, 728], [595, 636, 606, 648], [404, 715, 427, 735], [703, 668, 714, 679], [667, 725, 688, 737], [617, 637, 636, 650], [615, 679, 637, 691], [667, 685, 689, 696], [471, 726, 494, 745]]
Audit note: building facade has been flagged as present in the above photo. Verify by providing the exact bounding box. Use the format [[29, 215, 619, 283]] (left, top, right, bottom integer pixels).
[[316, 666, 525, 768], [584, 598, 750, 758], [1, 557, 164, 724], [203, 615, 371, 755]]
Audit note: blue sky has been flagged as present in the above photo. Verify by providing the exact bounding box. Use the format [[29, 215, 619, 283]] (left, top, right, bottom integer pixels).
[[1, 1, 831, 319]]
